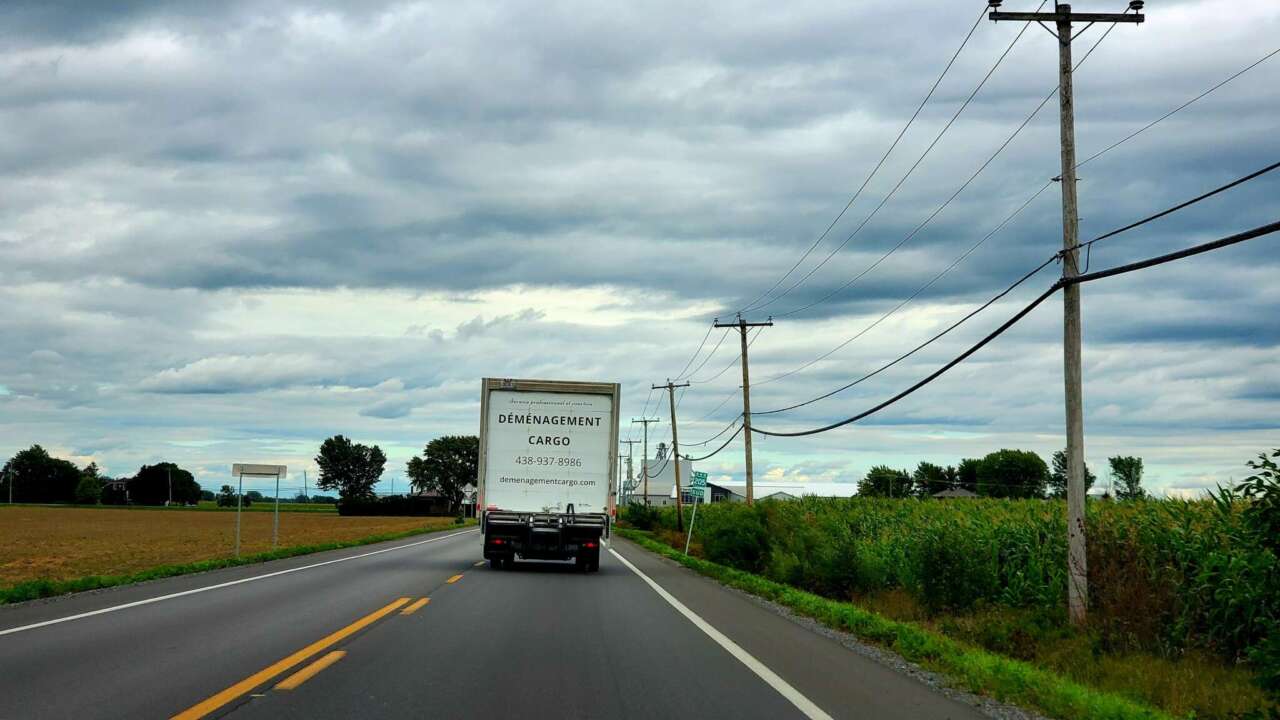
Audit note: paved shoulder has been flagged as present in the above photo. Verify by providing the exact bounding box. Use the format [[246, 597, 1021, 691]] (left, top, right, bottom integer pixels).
[[609, 537, 988, 720]]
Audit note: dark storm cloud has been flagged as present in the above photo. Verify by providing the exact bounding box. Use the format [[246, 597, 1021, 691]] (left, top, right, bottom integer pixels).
[[1, 0, 1277, 492]]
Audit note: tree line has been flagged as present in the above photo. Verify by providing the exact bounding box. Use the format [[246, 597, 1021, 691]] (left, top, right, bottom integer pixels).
[[313, 434, 479, 515], [858, 448, 1147, 500], [0, 445, 202, 506], [1, 445, 330, 508], [1, 434, 484, 512]]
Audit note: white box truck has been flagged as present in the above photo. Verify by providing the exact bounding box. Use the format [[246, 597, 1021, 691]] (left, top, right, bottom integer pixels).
[[477, 378, 619, 572]]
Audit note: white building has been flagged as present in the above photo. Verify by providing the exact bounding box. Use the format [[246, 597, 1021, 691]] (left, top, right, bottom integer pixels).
[[703, 481, 859, 503], [627, 454, 693, 507]]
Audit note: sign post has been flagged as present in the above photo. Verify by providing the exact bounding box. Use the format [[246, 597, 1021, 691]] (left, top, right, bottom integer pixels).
[[684, 470, 707, 555], [231, 464, 287, 558]]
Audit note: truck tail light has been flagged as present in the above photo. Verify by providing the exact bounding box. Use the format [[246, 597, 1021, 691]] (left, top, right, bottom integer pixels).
[[583, 541, 597, 549], [490, 538, 505, 545]]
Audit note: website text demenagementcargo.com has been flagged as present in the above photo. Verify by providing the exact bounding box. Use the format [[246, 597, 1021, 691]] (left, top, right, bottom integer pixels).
[[497, 476, 600, 487]]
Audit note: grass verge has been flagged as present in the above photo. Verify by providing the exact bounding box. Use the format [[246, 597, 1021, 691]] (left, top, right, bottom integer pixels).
[[618, 528, 1173, 720], [0, 520, 476, 605]]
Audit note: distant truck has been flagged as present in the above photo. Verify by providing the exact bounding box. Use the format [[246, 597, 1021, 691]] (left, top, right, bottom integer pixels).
[[477, 378, 619, 572]]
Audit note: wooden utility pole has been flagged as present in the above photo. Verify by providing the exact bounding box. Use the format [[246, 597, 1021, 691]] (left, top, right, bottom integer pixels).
[[714, 315, 773, 504], [620, 439, 639, 505], [991, 0, 1144, 625], [653, 380, 691, 531], [631, 417, 659, 506]]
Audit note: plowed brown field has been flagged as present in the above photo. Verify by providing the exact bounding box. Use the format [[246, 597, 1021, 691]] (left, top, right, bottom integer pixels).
[[0, 506, 457, 585]]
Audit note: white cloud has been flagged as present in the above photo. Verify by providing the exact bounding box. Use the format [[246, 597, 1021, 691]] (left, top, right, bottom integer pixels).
[[0, 0, 1276, 494], [138, 354, 342, 394]]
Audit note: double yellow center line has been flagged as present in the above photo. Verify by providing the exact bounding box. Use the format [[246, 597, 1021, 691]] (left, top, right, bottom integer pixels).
[[401, 597, 431, 615], [172, 597, 411, 719], [276, 651, 346, 691], [172, 570, 471, 718]]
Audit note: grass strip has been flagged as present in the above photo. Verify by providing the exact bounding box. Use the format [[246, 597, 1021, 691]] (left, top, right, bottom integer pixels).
[[618, 528, 1173, 720], [0, 520, 476, 605]]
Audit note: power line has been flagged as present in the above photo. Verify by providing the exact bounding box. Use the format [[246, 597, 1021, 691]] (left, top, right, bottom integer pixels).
[[695, 386, 741, 422], [626, 387, 656, 443], [752, 219, 1280, 438], [1067, 218, 1280, 286], [1068, 159, 1280, 256], [755, 180, 1055, 387], [755, 255, 1058, 415], [1076, 46, 1280, 169], [684, 425, 745, 463], [755, 157, 1280, 393], [689, 326, 764, 383], [750, 43, 1277, 390], [751, 2, 1048, 315], [671, 323, 717, 381], [774, 10, 1123, 320], [680, 328, 732, 382], [738, 4, 991, 314], [757, 161, 1280, 414], [642, 453, 671, 479], [683, 417, 742, 447]]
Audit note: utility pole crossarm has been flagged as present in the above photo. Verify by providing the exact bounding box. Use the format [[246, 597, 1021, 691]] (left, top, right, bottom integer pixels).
[[989, 11, 1143, 23], [713, 316, 773, 505], [712, 321, 776, 329]]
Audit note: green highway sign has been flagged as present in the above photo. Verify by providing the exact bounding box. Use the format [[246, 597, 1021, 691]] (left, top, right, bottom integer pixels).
[[688, 471, 708, 499]]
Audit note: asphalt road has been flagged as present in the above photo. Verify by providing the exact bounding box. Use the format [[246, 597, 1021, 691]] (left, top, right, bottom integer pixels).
[[0, 529, 987, 720]]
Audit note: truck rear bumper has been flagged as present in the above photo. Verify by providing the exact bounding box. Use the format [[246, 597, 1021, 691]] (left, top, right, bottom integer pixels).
[[483, 511, 608, 561]]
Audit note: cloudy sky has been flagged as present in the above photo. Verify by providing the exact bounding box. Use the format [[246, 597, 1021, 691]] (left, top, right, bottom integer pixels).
[[2, 0, 1277, 498]]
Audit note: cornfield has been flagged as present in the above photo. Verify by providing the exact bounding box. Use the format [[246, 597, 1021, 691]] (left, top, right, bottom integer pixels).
[[642, 493, 1280, 683]]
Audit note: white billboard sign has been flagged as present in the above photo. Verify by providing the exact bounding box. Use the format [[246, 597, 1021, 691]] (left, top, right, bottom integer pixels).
[[483, 390, 613, 513]]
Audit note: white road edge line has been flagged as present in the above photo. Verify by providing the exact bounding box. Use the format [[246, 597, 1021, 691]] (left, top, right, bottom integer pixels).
[[0, 529, 478, 637], [609, 548, 834, 720]]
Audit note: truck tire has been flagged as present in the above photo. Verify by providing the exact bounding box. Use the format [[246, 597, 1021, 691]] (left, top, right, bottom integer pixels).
[[489, 558, 502, 570], [588, 558, 600, 573]]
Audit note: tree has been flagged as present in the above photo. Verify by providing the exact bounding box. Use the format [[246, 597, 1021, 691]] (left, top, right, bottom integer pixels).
[[245, 490, 264, 502], [1109, 456, 1146, 500], [977, 449, 1049, 498], [912, 462, 953, 497], [293, 493, 310, 503], [74, 463, 103, 504], [316, 435, 386, 502], [200, 490, 216, 502], [0, 445, 81, 503], [130, 463, 201, 505], [956, 458, 981, 492], [216, 484, 251, 507], [101, 480, 128, 505], [859, 465, 911, 497], [407, 435, 479, 515], [1048, 449, 1097, 498], [217, 485, 235, 507]]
